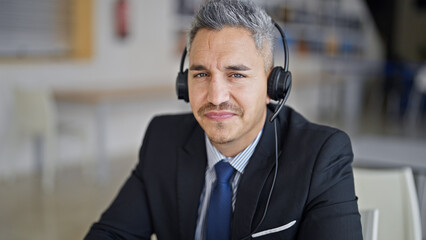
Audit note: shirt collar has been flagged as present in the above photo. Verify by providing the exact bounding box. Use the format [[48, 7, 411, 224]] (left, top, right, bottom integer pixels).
[[205, 129, 263, 174]]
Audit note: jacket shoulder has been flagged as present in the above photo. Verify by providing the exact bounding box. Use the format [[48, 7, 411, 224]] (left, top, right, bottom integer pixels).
[[142, 112, 200, 146], [280, 106, 349, 140]]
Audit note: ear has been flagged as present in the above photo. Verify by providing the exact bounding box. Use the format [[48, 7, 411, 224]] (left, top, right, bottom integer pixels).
[[265, 66, 273, 104], [266, 66, 274, 77]]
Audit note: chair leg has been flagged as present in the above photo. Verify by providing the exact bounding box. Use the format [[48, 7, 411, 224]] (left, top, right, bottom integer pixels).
[[42, 131, 56, 193]]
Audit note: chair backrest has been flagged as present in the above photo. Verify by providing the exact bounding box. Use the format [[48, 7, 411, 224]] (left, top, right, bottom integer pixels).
[[14, 87, 56, 136], [353, 167, 422, 240], [360, 209, 379, 240]]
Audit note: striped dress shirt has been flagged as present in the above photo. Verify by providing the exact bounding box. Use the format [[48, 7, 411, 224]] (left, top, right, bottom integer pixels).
[[194, 130, 263, 240]]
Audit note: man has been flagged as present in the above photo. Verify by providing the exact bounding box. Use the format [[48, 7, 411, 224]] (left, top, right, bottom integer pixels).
[[85, 0, 363, 239]]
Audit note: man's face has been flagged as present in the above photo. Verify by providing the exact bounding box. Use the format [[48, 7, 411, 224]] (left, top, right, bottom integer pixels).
[[188, 27, 270, 156]]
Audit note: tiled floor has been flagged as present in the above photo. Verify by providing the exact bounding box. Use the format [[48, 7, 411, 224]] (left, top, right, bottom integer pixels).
[[0, 156, 136, 240]]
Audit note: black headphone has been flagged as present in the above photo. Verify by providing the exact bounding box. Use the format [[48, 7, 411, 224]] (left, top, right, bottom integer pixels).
[[176, 21, 292, 123]]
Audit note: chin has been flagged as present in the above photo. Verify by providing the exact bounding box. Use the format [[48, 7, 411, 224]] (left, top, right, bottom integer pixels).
[[199, 117, 242, 144], [208, 135, 234, 145], [205, 126, 235, 145]]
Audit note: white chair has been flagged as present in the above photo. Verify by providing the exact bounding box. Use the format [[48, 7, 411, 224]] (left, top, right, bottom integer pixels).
[[360, 209, 379, 240], [13, 87, 57, 192], [353, 167, 422, 240]]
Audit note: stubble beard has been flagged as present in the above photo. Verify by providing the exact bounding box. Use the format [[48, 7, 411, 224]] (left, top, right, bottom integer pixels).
[[207, 121, 232, 145], [197, 102, 244, 145]]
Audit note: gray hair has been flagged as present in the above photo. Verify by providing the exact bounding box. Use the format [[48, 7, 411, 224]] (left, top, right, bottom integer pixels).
[[188, 0, 275, 71]]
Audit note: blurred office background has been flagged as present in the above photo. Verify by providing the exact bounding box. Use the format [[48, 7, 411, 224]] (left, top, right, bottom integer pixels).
[[0, 0, 425, 239]]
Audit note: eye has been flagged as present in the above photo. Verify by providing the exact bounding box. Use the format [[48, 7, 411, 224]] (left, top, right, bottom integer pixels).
[[194, 73, 208, 78], [230, 73, 245, 78]]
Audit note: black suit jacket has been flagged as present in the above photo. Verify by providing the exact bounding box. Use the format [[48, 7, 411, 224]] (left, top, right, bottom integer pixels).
[[85, 105, 363, 240]]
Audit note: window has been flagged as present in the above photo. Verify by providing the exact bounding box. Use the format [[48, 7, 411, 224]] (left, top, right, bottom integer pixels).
[[0, 0, 91, 59]]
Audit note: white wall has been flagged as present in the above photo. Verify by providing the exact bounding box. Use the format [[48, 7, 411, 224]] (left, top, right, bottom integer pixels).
[[0, 0, 176, 90]]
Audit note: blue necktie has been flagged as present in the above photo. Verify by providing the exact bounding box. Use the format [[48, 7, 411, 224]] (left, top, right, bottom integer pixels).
[[206, 160, 235, 240]]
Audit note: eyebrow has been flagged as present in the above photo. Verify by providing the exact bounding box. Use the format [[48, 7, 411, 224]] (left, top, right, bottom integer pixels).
[[225, 65, 251, 71], [189, 64, 251, 71], [189, 64, 207, 71]]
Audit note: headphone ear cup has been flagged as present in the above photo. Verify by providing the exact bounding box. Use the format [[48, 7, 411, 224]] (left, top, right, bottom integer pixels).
[[267, 67, 281, 100], [176, 69, 189, 102], [267, 67, 292, 101]]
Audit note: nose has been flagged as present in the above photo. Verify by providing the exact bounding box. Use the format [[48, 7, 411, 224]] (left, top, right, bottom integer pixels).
[[207, 75, 230, 106]]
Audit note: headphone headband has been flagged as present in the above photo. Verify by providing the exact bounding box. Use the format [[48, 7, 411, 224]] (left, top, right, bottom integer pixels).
[[273, 21, 289, 72], [179, 47, 187, 74]]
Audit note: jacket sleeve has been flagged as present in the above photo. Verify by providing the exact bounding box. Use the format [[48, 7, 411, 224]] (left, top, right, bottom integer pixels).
[[84, 122, 155, 240], [296, 131, 363, 240]]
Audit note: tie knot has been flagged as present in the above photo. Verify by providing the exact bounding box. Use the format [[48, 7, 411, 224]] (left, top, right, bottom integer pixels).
[[215, 160, 235, 184]]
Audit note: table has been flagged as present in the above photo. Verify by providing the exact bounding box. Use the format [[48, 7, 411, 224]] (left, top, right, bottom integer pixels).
[[53, 85, 175, 182]]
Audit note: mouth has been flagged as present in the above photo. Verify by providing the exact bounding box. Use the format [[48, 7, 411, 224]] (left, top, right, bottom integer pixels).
[[204, 111, 236, 121]]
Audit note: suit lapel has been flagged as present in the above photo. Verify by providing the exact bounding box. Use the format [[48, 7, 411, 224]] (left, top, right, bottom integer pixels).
[[232, 117, 278, 239], [177, 124, 207, 240]]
